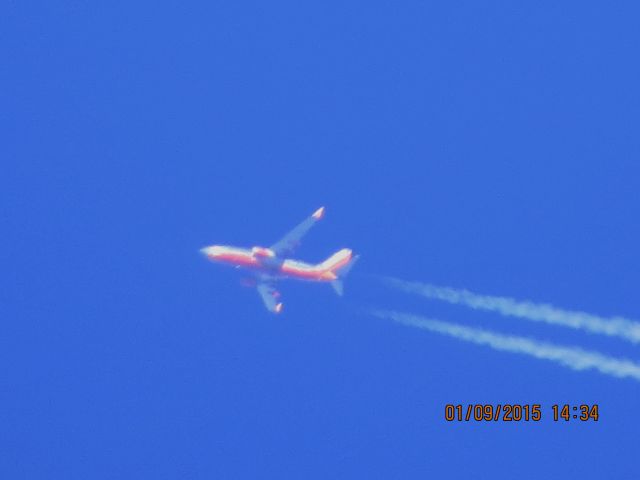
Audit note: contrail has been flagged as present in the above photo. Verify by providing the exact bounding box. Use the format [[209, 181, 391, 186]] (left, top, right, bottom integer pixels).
[[369, 309, 640, 382], [378, 276, 640, 344]]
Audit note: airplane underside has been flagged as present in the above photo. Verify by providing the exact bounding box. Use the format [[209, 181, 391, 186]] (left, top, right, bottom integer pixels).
[[201, 207, 358, 313]]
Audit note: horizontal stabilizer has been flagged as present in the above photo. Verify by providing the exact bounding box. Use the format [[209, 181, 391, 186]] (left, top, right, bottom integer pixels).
[[335, 254, 359, 278], [330, 254, 359, 296]]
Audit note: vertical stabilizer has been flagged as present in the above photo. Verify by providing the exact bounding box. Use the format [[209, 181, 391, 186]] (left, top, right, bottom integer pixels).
[[329, 254, 359, 296], [319, 248, 353, 271]]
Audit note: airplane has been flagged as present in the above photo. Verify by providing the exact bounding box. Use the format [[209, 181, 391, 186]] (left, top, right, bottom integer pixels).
[[200, 206, 358, 313]]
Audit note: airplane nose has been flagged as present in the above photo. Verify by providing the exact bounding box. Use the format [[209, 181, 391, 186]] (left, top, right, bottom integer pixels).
[[201, 245, 225, 258]]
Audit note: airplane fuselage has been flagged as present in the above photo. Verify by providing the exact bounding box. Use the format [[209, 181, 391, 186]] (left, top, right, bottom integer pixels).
[[201, 245, 338, 281], [200, 206, 357, 313]]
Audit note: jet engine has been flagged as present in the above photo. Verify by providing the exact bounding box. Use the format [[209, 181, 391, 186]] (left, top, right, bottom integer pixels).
[[251, 246, 275, 258]]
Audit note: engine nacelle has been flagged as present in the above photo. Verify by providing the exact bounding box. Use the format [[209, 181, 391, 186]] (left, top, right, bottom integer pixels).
[[251, 246, 275, 258]]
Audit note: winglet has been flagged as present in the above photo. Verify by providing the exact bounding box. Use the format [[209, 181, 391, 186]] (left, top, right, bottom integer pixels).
[[312, 206, 325, 220]]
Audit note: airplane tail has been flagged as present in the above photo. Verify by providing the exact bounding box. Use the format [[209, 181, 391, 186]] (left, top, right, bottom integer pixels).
[[319, 248, 359, 296]]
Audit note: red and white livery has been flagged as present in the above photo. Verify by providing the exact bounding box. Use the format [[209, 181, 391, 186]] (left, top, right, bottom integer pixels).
[[200, 207, 359, 313]]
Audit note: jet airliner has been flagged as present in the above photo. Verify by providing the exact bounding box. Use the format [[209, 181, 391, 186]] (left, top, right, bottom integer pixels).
[[200, 207, 358, 313]]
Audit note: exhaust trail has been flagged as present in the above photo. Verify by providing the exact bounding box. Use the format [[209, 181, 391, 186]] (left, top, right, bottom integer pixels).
[[369, 309, 640, 382], [379, 276, 640, 344]]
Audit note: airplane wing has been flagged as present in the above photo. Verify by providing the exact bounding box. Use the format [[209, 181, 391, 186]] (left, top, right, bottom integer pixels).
[[256, 282, 283, 314], [269, 206, 325, 257]]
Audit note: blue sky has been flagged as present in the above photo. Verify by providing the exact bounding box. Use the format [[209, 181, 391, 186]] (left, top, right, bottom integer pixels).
[[3, 1, 640, 478]]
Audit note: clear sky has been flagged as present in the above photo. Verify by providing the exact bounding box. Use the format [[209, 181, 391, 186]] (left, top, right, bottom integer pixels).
[[3, 1, 640, 478]]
